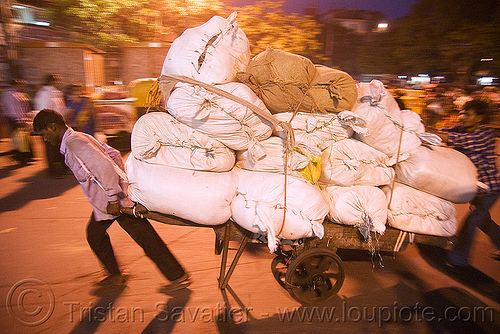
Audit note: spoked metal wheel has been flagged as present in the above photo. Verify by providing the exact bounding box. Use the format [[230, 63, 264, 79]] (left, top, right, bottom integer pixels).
[[284, 248, 345, 304], [271, 255, 291, 289]]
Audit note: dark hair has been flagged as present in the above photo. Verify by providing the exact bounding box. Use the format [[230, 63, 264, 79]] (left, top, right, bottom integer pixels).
[[10, 78, 26, 86], [44, 74, 62, 86], [68, 83, 84, 95], [463, 99, 490, 123], [33, 109, 66, 132]]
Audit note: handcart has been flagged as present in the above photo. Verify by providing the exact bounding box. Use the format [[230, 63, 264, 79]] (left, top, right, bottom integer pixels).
[[121, 204, 453, 305]]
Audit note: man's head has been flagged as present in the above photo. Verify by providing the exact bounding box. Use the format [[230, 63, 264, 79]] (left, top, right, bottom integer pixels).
[[10, 78, 26, 89], [458, 99, 490, 132], [68, 83, 84, 98], [33, 109, 67, 146], [44, 74, 62, 87]]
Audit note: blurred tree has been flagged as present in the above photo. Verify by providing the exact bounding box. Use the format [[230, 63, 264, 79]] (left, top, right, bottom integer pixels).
[[358, 0, 500, 82], [47, 0, 225, 50], [230, 0, 325, 62], [48, 0, 325, 61]]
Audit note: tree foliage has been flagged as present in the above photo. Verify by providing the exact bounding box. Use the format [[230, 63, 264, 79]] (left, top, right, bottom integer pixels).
[[358, 0, 500, 78], [47, 0, 325, 62], [229, 0, 325, 61], [48, 0, 225, 49]]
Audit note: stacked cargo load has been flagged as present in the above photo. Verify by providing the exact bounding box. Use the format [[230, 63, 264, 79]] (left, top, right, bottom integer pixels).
[[125, 13, 479, 253]]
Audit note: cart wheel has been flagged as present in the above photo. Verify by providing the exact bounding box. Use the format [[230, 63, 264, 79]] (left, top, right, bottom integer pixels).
[[285, 248, 345, 304], [270, 255, 289, 289]]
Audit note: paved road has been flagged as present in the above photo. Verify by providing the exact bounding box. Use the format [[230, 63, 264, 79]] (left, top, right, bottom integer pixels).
[[0, 136, 499, 333]]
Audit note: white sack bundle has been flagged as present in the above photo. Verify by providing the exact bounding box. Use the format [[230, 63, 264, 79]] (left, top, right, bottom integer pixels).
[[161, 12, 250, 85], [383, 182, 458, 237], [352, 80, 422, 158], [322, 185, 387, 234], [320, 138, 394, 187], [125, 156, 237, 225], [231, 169, 328, 252], [272, 111, 366, 151], [131, 112, 235, 172], [167, 81, 273, 161], [401, 109, 425, 133], [236, 136, 320, 177], [394, 144, 478, 203], [400, 108, 442, 146]]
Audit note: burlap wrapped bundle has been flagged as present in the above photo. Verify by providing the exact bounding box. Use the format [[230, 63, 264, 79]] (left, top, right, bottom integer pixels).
[[236, 47, 318, 114], [308, 65, 357, 113], [237, 48, 357, 114]]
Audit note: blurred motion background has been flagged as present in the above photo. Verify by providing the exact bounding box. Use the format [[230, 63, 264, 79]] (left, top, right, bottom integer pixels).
[[0, 0, 498, 151]]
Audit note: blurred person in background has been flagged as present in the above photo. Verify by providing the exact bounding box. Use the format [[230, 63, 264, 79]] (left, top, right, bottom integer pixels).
[[427, 99, 500, 267], [424, 90, 447, 127], [65, 83, 95, 135], [0, 78, 34, 166], [25, 83, 39, 110], [34, 74, 69, 177], [452, 88, 473, 111]]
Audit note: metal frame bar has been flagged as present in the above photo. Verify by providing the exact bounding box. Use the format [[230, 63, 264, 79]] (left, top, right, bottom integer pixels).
[[218, 221, 251, 289]]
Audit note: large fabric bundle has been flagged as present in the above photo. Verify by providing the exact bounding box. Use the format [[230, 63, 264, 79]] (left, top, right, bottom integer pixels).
[[131, 112, 235, 172], [125, 156, 237, 226], [272, 111, 365, 151], [236, 47, 318, 114], [383, 182, 458, 237], [394, 144, 478, 203], [320, 138, 394, 187], [309, 65, 357, 112], [231, 169, 328, 252], [322, 185, 387, 234], [399, 108, 443, 148], [167, 81, 273, 161], [161, 12, 250, 85], [235, 136, 320, 177], [352, 80, 422, 158], [401, 109, 425, 133]]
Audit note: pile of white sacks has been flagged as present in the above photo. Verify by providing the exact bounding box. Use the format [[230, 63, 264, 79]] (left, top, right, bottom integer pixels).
[[124, 13, 479, 252]]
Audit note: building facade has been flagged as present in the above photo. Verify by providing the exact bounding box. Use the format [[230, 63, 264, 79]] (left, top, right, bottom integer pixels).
[[316, 9, 387, 75]]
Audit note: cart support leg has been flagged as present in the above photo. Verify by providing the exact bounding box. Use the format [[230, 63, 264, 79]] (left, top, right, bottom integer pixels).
[[219, 233, 250, 289], [218, 221, 232, 288]]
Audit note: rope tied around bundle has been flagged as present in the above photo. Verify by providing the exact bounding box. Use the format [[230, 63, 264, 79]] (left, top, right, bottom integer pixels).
[[150, 74, 302, 246]]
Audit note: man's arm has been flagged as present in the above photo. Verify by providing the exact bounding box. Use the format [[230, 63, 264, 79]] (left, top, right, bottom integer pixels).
[[425, 127, 449, 144], [66, 136, 123, 202], [102, 142, 125, 170]]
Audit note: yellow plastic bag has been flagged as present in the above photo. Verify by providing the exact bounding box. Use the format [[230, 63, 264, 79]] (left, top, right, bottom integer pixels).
[[292, 147, 322, 184]]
